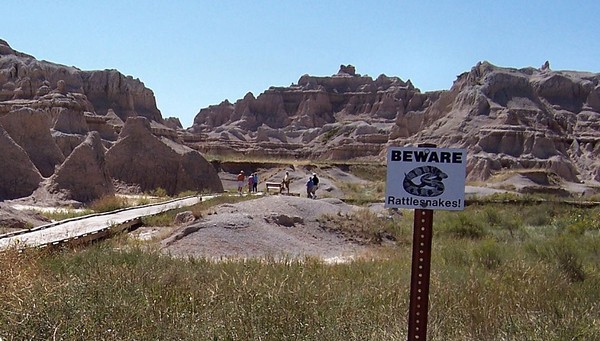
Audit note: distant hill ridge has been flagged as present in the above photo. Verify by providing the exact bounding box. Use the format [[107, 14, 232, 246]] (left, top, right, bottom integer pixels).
[[188, 62, 600, 184]]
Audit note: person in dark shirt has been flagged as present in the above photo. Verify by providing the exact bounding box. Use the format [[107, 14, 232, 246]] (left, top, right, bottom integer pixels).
[[311, 173, 319, 199], [252, 173, 258, 192], [306, 177, 314, 198]]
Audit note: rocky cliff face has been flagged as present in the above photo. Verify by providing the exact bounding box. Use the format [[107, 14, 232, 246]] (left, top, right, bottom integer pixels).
[[0, 107, 66, 177], [405, 62, 600, 182], [189, 63, 600, 185], [189, 64, 434, 160], [192, 65, 428, 130], [0, 124, 42, 200], [0, 40, 223, 202], [0, 39, 162, 122]]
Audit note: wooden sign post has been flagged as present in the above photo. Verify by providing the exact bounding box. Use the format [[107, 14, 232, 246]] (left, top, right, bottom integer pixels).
[[384, 143, 467, 340]]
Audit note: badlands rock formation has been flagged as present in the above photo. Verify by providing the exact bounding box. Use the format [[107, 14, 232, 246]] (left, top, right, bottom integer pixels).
[[410, 61, 600, 183], [189, 63, 600, 184], [0, 40, 222, 202], [0, 107, 65, 177], [0, 39, 161, 122], [1, 38, 598, 203], [190, 64, 428, 160], [0, 124, 42, 200], [106, 117, 223, 196], [49, 132, 115, 202]]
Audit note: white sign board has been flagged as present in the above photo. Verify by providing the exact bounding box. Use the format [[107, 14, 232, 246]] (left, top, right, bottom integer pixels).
[[385, 146, 467, 211]]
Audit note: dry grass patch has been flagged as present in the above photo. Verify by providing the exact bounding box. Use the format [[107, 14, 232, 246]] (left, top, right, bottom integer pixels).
[[347, 164, 387, 182], [39, 208, 94, 222], [2, 200, 600, 340], [318, 208, 410, 246], [88, 195, 130, 212], [338, 181, 385, 204]]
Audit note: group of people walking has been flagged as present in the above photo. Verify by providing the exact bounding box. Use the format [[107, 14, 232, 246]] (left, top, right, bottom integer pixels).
[[236, 171, 259, 195], [280, 171, 320, 199], [306, 173, 319, 199], [236, 170, 320, 199]]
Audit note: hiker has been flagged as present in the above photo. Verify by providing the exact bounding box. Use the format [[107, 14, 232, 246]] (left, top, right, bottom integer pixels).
[[252, 172, 258, 192], [306, 176, 314, 199], [248, 173, 254, 193], [311, 173, 319, 199], [237, 170, 245, 195], [281, 171, 290, 194]]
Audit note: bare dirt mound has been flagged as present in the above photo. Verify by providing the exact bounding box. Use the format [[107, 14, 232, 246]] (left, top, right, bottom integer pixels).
[[160, 195, 370, 261], [0, 202, 50, 234]]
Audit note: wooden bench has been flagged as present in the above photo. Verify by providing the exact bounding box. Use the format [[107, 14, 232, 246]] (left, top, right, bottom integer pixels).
[[265, 182, 282, 193]]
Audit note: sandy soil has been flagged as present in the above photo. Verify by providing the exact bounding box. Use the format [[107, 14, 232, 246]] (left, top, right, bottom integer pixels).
[[158, 195, 371, 262], [148, 166, 382, 261]]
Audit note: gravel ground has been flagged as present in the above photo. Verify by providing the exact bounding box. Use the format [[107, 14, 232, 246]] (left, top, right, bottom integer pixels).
[[160, 195, 370, 262]]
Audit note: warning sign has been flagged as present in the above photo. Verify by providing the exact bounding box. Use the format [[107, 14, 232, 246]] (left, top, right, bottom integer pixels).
[[385, 146, 467, 211]]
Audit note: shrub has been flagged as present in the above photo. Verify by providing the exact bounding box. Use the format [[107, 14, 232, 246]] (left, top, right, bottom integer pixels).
[[89, 195, 129, 212], [177, 190, 199, 198], [348, 164, 387, 182], [338, 180, 385, 204], [551, 238, 586, 283], [441, 212, 487, 239], [142, 211, 180, 227], [483, 206, 502, 227], [321, 127, 340, 142], [150, 187, 169, 198], [136, 197, 152, 206], [526, 236, 586, 282], [438, 241, 472, 267], [546, 207, 600, 236], [189, 194, 254, 218], [519, 202, 563, 227]]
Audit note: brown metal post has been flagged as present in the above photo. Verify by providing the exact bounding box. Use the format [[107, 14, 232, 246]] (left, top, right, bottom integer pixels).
[[407, 142, 436, 341], [407, 208, 433, 340]]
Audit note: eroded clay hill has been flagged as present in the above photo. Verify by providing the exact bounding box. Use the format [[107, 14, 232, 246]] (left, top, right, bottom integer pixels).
[[0, 39, 221, 202], [189, 63, 600, 184]]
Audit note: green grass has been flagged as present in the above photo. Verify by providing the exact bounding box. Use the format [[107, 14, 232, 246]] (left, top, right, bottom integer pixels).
[[88, 195, 130, 213], [38, 208, 94, 222], [1, 201, 599, 340], [35, 195, 165, 223], [338, 181, 386, 204], [347, 164, 387, 182], [321, 126, 341, 142]]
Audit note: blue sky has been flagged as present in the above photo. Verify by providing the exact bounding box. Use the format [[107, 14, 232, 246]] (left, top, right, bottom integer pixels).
[[3, 1, 599, 128]]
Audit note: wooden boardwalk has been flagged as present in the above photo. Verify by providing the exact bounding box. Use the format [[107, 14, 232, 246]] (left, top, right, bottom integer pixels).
[[0, 196, 204, 250]]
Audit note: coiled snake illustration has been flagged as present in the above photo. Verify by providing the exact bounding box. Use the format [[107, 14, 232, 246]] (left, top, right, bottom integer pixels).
[[403, 166, 448, 197]]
